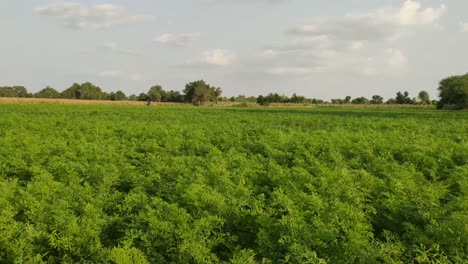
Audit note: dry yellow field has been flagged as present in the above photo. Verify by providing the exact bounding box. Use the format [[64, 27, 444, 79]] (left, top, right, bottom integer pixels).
[[0, 97, 436, 109]]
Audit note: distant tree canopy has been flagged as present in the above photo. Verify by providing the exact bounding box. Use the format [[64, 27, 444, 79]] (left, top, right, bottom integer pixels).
[[148, 85, 166, 102], [351, 97, 370, 105], [62, 82, 106, 100], [371, 95, 384, 104], [418, 91, 431, 105], [183, 80, 222, 105], [437, 74, 468, 110], [34, 86, 61, 99], [395, 91, 413, 104], [0, 86, 31, 98], [2, 75, 467, 110], [109, 90, 128, 101]]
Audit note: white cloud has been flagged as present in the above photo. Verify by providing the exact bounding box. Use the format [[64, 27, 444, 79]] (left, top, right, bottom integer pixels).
[[200, 49, 236, 66], [35, 2, 154, 30], [461, 22, 468, 32], [395, 1, 446, 25], [98, 70, 144, 81], [153, 33, 201, 46], [290, 0, 446, 42]]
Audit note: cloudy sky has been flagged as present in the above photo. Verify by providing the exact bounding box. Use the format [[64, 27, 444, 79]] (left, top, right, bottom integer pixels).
[[1, 0, 467, 100]]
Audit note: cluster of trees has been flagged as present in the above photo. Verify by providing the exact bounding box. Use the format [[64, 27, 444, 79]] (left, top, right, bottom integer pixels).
[[0, 83, 129, 101], [1, 73, 467, 109], [329, 91, 433, 105], [137, 81, 223, 105], [0, 81, 223, 106], [0, 86, 31, 98], [256, 93, 324, 106]]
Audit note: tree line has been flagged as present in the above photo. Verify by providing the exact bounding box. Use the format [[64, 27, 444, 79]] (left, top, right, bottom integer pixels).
[[1, 73, 467, 109]]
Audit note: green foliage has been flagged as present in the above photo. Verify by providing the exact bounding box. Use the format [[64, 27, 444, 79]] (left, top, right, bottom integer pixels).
[[352, 96, 371, 104], [183, 80, 222, 105], [396, 91, 413, 104], [0, 105, 466, 263], [418, 91, 431, 105], [61, 82, 106, 100], [34, 86, 62, 99], [147, 85, 166, 102], [437, 74, 468, 110], [0, 86, 31, 98]]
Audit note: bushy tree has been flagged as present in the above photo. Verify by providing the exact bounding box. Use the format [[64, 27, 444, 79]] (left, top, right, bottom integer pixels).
[[395, 91, 412, 104], [0, 86, 31, 98], [418, 91, 431, 105], [437, 74, 468, 109], [166, 90, 184, 103], [371, 95, 384, 104], [61, 82, 105, 100], [290, 93, 306, 103], [344, 96, 352, 104], [183, 80, 222, 105], [34, 86, 61, 99], [110, 90, 127, 101], [256, 95, 270, 106], [351, 97, 370, 104], [148, 85, 166, 102], [137, 93, 149, 101]]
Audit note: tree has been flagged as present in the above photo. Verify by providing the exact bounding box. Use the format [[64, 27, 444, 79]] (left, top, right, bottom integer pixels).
[[183, 80, 221, 105], [256, 95, 270, 106], [128, 94, 137, 101], [166, 90, 184, 103], [0, 86, 31, 97], [437, 74, 468, 109], [0, 87, 17, 97], [210, 87, 222, 103], [193, 85, 211, 106], [110, 90, 127, 101], [34, 86, 61, 99], [418, 91, 431, 105], [291, 93, 305, 104], [395, 91, 412, 104], [148, 85, 166, 102], [62, 82, 105, 100], [371, 95, 384, 104], [344, 96, 352, 104], [351, 97, 370, 104], [137, 93, 149, 101]]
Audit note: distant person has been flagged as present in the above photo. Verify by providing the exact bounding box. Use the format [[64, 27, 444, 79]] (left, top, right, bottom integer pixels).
[[146, 98, 151, 106]]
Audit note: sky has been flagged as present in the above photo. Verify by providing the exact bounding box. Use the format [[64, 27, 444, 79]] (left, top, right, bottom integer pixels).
[[1, 0, 467, 100]]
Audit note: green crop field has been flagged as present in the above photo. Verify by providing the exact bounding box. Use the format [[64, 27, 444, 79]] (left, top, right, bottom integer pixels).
[[0, 104, 467, 263]]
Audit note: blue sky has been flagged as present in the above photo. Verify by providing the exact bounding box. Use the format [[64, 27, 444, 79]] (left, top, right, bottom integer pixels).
[[1, 0, 467, 100]]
